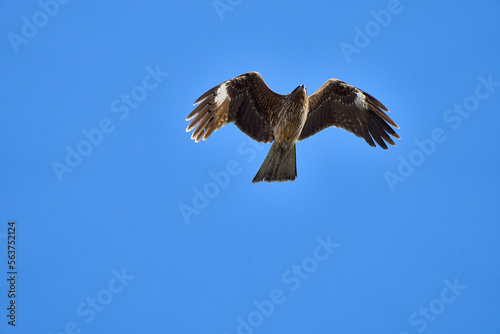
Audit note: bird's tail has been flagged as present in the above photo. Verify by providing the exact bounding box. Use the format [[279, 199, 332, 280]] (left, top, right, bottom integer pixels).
[[252, 141, 297, 183]]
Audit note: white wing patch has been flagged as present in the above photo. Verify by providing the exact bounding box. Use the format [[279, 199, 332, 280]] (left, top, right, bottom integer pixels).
[[214, 82, 230, 107], [354, 90, 366, 110]]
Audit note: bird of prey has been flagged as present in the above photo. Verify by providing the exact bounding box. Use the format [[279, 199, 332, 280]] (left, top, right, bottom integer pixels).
[[186, 72, 399, 183]]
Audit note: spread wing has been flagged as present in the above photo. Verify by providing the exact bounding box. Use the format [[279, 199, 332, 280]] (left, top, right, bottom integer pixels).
[[186, 72, 282, 143], [299, 79, 400, 149]]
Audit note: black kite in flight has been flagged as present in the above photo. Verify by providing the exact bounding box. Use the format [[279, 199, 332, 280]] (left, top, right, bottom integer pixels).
[[186, 72, 400, 183]]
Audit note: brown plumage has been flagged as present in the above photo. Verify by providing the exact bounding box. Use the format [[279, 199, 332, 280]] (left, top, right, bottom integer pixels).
[[186, 72, 400, 183]]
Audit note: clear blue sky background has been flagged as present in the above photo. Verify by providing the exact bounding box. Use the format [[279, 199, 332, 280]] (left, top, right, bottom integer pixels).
[[1, 1, 499, 333]]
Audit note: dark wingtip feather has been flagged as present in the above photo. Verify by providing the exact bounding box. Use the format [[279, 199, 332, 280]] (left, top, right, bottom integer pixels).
[[194, 85, 219, 105], [367, 140, 376, 148], [363, 93, 400, 130], [367, 104, 399, 129], [186, 100, 210, 121], [360, 127, 376, 147], [364, 92, 389, 111], [385, 136, 396, 146]]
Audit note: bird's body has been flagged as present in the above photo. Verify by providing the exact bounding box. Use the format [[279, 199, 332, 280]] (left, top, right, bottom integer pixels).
[[186, 72, 400, 183], [272, 86, 309, 143]]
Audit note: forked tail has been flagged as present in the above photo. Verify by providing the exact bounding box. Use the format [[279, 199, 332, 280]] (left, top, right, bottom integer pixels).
[[252, 141, 297, 183]]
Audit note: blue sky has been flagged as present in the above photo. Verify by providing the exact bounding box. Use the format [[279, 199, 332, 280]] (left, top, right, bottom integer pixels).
[[1, 0, 499, 333]]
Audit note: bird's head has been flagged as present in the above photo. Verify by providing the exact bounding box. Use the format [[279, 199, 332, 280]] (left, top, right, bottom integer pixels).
[[291, 84, 307, 102]]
